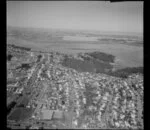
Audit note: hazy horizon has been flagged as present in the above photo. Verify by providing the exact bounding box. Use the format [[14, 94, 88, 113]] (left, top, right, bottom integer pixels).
[[7, 1, 143, 34]]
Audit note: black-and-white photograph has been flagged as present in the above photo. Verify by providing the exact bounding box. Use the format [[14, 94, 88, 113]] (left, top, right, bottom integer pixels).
[[7, 1, 143, 129]]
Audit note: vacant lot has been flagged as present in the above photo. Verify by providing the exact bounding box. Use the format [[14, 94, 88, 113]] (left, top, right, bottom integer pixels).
[[8, 108, 34, 121]]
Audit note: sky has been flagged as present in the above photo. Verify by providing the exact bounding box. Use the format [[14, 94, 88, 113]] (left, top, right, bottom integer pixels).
[[7, 1, 143, 33]]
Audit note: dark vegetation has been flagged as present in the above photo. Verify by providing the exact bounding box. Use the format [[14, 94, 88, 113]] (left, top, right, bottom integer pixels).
[[108, 67, 143, 78], [61, 52, 143, 78], [79, 55, 91, 61], [61, 52, 115, 74], [40, 68, 49, 79], [37, 54, 42, 62], [7, 54, 13, 61], [7, 101, 17, 116], [61, 55, 113, 74], [16, 63, 31, 71], [8, 108, 33, 121], [85, 51, 115, 63]]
